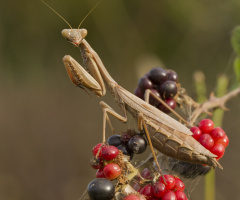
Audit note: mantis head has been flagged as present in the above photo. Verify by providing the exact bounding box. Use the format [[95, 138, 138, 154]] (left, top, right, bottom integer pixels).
[[61, 29, 88, 46], [41, 0, 101, 46]]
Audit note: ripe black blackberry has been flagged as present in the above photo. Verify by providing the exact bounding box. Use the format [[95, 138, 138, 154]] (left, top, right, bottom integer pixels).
[[134, 67, 179, 113]]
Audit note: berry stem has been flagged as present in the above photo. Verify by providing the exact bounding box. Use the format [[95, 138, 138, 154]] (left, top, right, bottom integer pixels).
[[193, 70, 207, 103], [211, 75, 229, 126]]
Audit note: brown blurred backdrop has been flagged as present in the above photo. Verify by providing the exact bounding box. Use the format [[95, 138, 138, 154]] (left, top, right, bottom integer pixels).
[[0, 0, 240, 199]]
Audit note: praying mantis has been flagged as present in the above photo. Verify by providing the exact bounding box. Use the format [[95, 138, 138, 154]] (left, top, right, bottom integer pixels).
[[41, 0, 222, 173]]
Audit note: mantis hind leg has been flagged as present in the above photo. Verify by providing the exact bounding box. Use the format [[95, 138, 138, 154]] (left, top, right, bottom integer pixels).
[[138, 113, 163, 176], [144, 89, 190, 127], [99, 101, 127, 143]]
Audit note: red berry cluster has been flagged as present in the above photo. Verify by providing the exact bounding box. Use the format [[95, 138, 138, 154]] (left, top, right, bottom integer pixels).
[[91, 143, 122, 180], [130, 172, 188, 200], [134, 67, 178, 113], [191, 119, 229, 160]]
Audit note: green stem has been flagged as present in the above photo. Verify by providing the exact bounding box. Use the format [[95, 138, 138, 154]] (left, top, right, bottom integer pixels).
[[193, 71, 207, 103], [205, 74, 228, 200]]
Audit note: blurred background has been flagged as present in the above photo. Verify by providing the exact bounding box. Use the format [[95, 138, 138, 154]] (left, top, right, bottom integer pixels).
[[0, 0, 240, 199]]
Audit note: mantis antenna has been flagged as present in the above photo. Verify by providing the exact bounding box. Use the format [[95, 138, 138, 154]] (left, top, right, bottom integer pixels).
[[41, 0, 103, 30], [40, 0, 72, 29], [78, 0, 103, 29]]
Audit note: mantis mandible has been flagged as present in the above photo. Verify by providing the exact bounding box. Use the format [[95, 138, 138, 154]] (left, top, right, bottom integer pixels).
[[42, 0, 222, 173]]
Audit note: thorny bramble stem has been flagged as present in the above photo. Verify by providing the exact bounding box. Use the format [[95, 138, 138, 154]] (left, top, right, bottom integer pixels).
[[188, 87, 240, 125]]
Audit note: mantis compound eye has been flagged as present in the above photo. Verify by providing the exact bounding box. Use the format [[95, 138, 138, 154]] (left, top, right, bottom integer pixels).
[[61, 29, 71, 39], [80, 29, 88, 38]]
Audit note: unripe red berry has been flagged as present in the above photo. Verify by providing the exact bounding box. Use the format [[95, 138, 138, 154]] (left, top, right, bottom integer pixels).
[[159, 174, 175, 190], [139, 184, 153, 199], [102, 145, 119, 160], [152, 181, 166, 198], [92, 143, 103, 158], [198, 119, 214, 133], [175, 190, 188, 200], [162, 190, 176, 200], [103, 163, 122, 180], [211, 143, 225, 159], [173, 178, 185, 191], [210, 127, 226, 143], [198, 134, 214, 150], [190, 126, 202, 140], [96, 168, 106, 178], [217, 134, 229, 148]]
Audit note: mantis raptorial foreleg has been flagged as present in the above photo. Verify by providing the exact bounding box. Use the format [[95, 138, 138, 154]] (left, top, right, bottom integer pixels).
[[64, 50, 164, 174], [81, 48, 106, 96], [63, 55, 103, 96], [41, 0, 222, 181], [64, 55, 123, 139]]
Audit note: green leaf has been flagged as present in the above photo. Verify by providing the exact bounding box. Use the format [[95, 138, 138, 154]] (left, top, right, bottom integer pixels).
[[231, 26, 240, 56], [234, 57, 240, 82]]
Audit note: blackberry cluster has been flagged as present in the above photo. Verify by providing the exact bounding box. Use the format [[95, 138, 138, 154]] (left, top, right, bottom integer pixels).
[[88, 130, 149, 199], [134, 67, 179, 113], [107, 130, 148, 159]]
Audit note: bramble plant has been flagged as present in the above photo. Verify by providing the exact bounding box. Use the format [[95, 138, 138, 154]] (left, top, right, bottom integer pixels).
[[38, 1, 240, 199], [82, 25, 240, 200]]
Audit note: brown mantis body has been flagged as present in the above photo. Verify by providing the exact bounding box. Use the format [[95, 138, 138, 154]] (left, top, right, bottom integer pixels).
[[61, 28, 222, 170]]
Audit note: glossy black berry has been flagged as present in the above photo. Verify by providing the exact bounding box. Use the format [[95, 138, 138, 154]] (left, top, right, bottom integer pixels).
[[166, 69, 178, 82], [148, 67, 167, 85], [148, 88, 161, 106], [159, 80, 177, 98], [138, 76, 153, 92], [134, 87, 144, 99], [87, 178, 115, 200], [107, 135, 121, 147], [127, 135, 147, 154]]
